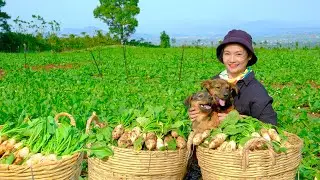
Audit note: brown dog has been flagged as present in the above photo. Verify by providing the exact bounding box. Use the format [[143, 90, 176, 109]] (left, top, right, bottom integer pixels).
[[185, 79, 238, 134], [201, 78, 238, 113], [184, 90, 217, 133]]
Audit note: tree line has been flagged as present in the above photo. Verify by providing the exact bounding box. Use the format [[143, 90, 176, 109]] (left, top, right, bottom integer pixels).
[[0, 0, 171, 53]]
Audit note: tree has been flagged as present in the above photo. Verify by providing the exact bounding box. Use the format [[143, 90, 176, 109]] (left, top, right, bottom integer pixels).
[[171, 38, 176, 46], [93, 0, 140, 44], [0, 0, 10, 32], [160, 31, 170, 48]]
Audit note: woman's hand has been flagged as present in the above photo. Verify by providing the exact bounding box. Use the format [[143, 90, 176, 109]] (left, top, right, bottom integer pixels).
[[188, 107, 200, 122]]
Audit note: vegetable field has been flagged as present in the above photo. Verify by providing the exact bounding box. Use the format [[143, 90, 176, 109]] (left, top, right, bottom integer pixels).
[[0, 46, 319, 179]]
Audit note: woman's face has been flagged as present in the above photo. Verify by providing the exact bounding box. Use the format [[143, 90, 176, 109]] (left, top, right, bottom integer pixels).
[[222, 43, 252, 78]]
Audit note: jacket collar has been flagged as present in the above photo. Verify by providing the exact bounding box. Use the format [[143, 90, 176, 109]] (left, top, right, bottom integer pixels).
[[213, 70, 255, 86], [238, 71, 255, 86]]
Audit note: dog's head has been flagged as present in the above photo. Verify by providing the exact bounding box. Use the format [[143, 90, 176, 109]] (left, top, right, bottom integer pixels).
[[201, 79, 238, 107], [184, 90, 213, 114]]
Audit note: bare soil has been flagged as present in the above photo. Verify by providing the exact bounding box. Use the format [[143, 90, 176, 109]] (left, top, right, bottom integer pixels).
[[24, 63, 78, 71], [0, 69, 5, 79]]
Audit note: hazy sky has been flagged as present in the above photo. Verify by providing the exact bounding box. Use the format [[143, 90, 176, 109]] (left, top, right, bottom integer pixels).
[[3, 0, 320, 34]]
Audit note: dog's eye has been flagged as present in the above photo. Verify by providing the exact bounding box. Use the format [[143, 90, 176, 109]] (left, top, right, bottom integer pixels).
[[215, 86, 220, 89]]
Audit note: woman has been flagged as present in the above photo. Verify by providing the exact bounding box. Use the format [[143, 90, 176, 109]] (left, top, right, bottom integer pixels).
[[189, 29, 277, 125], [185, 29, 277, 180]]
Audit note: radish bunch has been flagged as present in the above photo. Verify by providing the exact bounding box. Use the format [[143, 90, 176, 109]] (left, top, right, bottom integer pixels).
[[189, 110, 291, 153], [112, 125, 187, 151], [0, 115, 88, 166]]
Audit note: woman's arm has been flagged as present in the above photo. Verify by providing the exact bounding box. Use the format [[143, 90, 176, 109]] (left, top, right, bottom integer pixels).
[[250, 97, 277, 125]]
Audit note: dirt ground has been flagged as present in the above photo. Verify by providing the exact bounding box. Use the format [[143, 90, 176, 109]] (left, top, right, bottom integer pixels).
[[24, 63, 76, 71], [0, 69, 5, 79]]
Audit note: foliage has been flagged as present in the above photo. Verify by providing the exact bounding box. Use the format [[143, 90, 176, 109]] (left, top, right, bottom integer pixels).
[[160, 31, 171, 48], [0, 31, 121, 52], [93, 0, 140, 44], [127, 38, 158, 48], [0, 32, 50, 52], [0, 15, 121, 52], [0, 115, 87, 156], [0, 0, 10, 32], [12, 15, 60, 37]]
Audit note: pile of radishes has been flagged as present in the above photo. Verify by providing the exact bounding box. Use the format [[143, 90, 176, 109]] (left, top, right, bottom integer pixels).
[[85, 108, 191, 159], [112, 124, 187, 151], [189, 111, 291, 153]]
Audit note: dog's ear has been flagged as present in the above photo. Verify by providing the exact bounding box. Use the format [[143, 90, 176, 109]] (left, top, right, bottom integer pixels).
[[184, 95, 192, 108], [201, 80, 213, 91]]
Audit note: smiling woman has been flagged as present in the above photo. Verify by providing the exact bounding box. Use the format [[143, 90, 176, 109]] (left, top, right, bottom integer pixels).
[[214, 29, 277, 125], [186, 29, 278, 180], [189, 29, 277, 126]]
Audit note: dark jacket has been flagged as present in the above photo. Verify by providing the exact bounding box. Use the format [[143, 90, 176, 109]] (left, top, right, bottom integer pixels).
[[213, 71, 277, 125]]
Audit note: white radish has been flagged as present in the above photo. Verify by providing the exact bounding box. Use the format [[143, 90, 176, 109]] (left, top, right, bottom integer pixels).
[[251, 132, 261, 138], [203, 140, 209, 146], [260, 128, 271, 141], [45, 154, 58, 161], [208, 133, 227, 149], [187, 131, 195, 152], [118, 132, 132, 148], [171, 131, 179, 138], [192, 133, 204, 145], [156, 137, 165, 150], [142, 133, 147, 141], [26, 153, 44, 166], [217, 141, 228, 151], [0, 139, 16, 155], [146, 132, 156, 140], [225, 141, 237, 152], [130, 127, 142, 143], [268, 129, 281, 142], [112, 124, 124, 140], [202, 130, 211, 140], [176, 136, 186, 149], [145, 138, 156, 150], [62, 155, 72, 159], [13, 147, 30, 165]]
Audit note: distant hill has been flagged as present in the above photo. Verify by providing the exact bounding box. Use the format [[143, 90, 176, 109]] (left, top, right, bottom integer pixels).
[[60, 20, 320, 46], [60, 26, 106, 36]]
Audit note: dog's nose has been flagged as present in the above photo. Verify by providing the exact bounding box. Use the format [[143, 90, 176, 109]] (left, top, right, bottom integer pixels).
[[224, 93, 229, 98]]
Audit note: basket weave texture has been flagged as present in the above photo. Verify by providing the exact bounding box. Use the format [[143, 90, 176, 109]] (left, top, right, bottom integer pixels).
[[196, 132, 303, 180], [0, 152, 83, 180], [88, 146, 188, 180]]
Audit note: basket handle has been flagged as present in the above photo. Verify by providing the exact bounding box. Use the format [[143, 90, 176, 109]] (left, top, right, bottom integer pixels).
[[85, 112, 107, 134], [54, 112, 76, 127], [241, 137, 276, 171]]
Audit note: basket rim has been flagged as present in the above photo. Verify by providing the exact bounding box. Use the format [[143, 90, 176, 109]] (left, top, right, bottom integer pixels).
[[197, 131, 303, 153], [0, 152, 82, 168], [111, 145, 188, 153]]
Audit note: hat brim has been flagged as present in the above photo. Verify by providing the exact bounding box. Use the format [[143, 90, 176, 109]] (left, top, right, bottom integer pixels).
[[216, 37, 257, 66]]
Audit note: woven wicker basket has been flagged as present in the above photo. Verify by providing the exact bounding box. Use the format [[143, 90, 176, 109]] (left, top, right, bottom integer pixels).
[[0, 152, 83, 180], [196, 132, 303, 180], [88, 147, 188, 180], [0, 112, 83, 180], [85, 112, 189, 180]]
